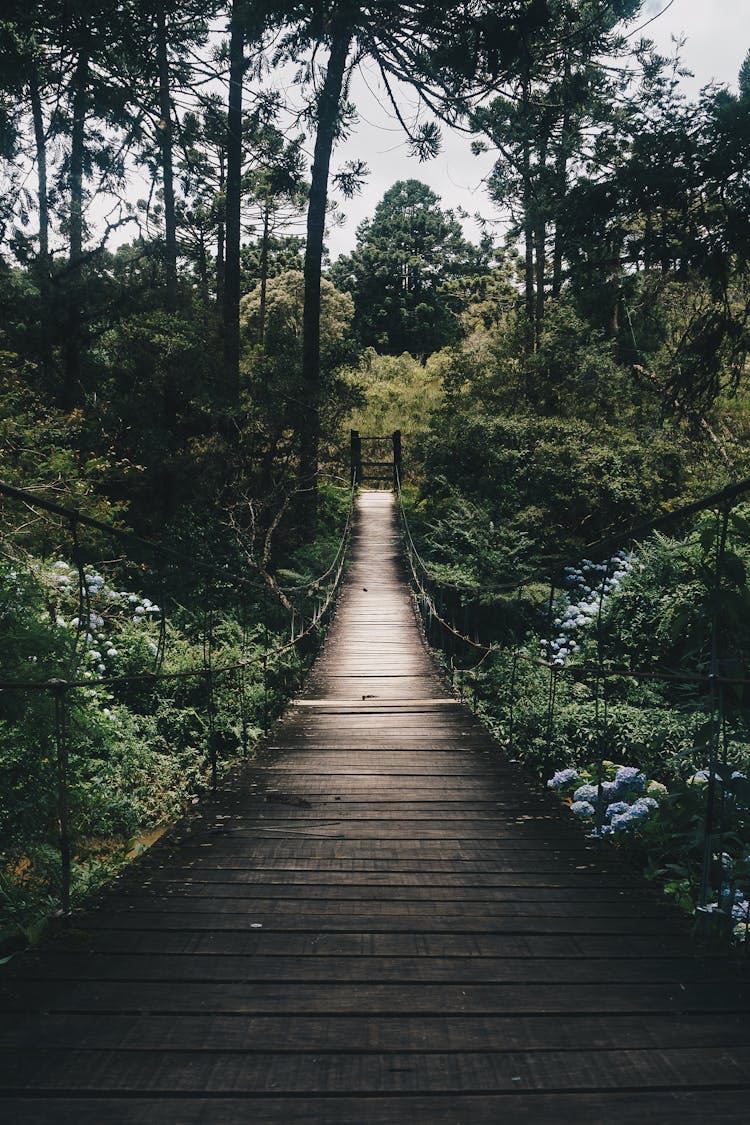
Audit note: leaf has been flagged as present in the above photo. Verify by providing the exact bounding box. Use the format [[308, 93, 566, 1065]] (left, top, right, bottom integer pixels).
[[730, 777, 750, 806], [699, 524, 717, 553], [667, 607, 692, 640], [694, 719, 716, 745], [721, 550, 746, 587], [730, 511, 750, 541]]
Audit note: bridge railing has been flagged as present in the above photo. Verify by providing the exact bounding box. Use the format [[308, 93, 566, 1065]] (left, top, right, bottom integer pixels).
[[0, 475, 355, 919], [395, 466, 750, 948]]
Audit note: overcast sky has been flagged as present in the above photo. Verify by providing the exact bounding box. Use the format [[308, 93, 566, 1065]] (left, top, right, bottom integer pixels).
[[324, 0, 750, 258]]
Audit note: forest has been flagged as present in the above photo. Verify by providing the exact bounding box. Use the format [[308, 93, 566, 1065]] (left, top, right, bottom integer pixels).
[[0, 1, 749, 947]]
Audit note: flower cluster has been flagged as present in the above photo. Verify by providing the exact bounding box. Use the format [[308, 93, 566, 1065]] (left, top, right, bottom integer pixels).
[[547, 761, 661, 835], [542, 552, 637, 666], [707, 882, 750, 944], [45, 560, 161, 682], [688, 768, 747, 785], [49, 561, 160, 625], [547, 767, 580, 790]]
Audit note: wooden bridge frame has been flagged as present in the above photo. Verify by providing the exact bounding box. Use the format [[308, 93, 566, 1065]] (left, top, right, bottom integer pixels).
[[351, 428, 401, 487]]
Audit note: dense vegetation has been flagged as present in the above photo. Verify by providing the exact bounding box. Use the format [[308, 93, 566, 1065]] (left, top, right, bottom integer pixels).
[[1, 2, 749, 944]]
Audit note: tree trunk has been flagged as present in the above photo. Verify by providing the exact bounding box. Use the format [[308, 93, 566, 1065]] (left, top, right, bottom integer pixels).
[[552, 57, 571, 299], [259, 203, 270, 346], [534, 136, 547, 337], [198, 231, 209, 301], [29, 72, 49, 264], [300, 27, 352, 513], [69, 48, 88, 263], [217, 153, 225, 303], [521, 81, 535, 354], [222, 0, 244, 406], [660, 206, 669, 273], [156, 2, 178, 312], [63, 45, 89, 410], [156, 1, 180, 519]]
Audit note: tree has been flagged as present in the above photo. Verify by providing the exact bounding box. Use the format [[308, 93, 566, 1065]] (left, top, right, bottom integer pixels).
[[332, 179, 491, 356], [559, 45, 750, 411], [276, 0, 566, 508], [240, 268, 355, 490], [473, 0, 641, 350], [243, 129, 306, 347]]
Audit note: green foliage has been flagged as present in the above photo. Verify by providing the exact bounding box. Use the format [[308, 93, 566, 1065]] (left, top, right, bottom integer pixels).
[[331, 180, 493, 357], [344, 348, 443, 437], [240, 270, 358, 466], [602, 508, 750, 676], [0, 478, 352, 940], [414, 407, 694, 563]]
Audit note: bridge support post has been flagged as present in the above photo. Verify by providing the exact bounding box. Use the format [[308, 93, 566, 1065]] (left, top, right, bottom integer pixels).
[[392, 430, 402, 488], [350, 430, 362, 486]]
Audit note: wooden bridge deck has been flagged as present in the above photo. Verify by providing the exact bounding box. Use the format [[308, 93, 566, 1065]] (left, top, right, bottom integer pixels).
[[1, 490, 750, 1123]]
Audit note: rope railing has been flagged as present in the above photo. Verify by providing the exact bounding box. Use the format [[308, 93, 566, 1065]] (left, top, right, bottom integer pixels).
[[395, 466, 500, 654], [0, 474, 356, 917], [394, 464, 750, 949]]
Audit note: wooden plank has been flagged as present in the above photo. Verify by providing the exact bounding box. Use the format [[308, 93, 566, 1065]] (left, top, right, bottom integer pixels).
[[2, 1091, 749, 1125], [4, 1011, 749, 1053], [8, 953, 741, 986], [2, 980, 747, 1015], [51, 929, 705, 959], [3, 1046, 750, 1095]]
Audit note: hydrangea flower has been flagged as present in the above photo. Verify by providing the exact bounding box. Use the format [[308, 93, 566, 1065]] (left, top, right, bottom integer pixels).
[[570, 800, 595, 819], [731, 900, 750, 923], [613, 766, 646, 794], [573, 783, 600, 804], [547, 768, 580, 790], [544, 552, 638, 666], [605, 801, 630, 821], [689, 770, 711, 784]]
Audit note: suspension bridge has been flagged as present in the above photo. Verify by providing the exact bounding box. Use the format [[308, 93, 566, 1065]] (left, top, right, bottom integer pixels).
[[0, 451, 750, 1122]]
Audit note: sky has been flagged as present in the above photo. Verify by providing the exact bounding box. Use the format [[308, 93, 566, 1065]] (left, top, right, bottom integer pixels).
[[89, 1, 748, 261], [323, 0, 750, 258]]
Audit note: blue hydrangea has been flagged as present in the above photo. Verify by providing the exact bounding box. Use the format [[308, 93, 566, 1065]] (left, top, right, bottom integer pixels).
[[547, 768, 580, 790], [613, 766, 646, 794], [731, 899, 750, 923], [570, 801, 595, 819], [573, 781, 616, 806], [608, 799, 655, 833], [720, 886, 745, 906], [605, 801, 630, 821]]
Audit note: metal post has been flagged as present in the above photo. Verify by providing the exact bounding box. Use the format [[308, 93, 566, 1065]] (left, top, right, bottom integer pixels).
[[593, 561, 612, 841], [262, 586, 270, 738], [508, 643, 519, 751], [51, 680, 71, 918], [699, 506, 730, 915], [544, 580, 557, 766], [240, 596, 249, 758], [545, 667, 558, 762], [202, 594, 218, 793]]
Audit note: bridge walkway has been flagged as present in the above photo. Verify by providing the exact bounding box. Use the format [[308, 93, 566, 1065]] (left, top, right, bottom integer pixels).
[[1, 490, 749, 1122]]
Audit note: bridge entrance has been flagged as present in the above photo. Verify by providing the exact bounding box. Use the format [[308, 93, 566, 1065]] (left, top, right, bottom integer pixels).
[[350, 428, 401, 487]]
